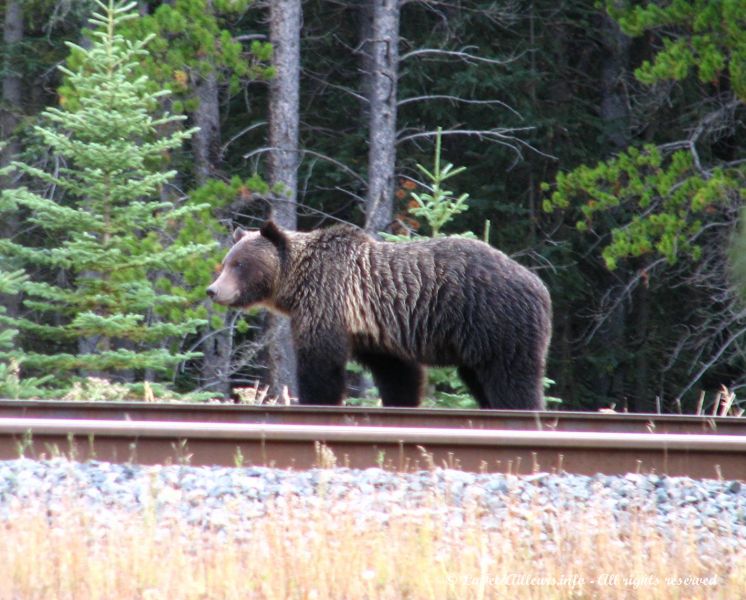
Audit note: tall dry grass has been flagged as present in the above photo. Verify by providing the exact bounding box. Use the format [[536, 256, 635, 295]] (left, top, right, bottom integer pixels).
[[1, 482, 744, 600]]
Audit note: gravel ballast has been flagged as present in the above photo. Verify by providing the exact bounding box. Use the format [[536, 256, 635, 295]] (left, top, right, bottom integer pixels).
[[1, 458, 745, 553]]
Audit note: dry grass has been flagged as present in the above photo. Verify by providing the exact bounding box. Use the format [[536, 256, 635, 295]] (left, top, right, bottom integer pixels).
[[1, 481, 745, 600]]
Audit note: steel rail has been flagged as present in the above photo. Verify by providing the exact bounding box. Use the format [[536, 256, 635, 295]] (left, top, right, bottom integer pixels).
[[1, 417, 745, 479], [0, 400, 744, 435]]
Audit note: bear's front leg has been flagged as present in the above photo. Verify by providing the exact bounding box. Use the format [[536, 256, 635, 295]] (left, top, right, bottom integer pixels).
[[295, 340, 349, 405]]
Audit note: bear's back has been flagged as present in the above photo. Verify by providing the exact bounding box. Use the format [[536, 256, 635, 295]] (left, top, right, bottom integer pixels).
[[292, 227, 549, 362]]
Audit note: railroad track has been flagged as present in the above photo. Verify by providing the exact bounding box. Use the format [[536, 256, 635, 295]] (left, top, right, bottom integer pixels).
[[0, 400, 745, 479]]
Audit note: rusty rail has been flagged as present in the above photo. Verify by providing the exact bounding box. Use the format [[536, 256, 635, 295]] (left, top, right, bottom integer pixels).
[[0, 400, 744, 434], [1, 414, 745, 479]]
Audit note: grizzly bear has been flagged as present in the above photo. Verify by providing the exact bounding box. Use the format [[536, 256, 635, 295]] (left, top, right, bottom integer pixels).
[[206, 221, 552, 410]]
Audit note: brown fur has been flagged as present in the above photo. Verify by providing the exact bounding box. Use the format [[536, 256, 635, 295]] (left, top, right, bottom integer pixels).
[[207, 221, 552, 409]]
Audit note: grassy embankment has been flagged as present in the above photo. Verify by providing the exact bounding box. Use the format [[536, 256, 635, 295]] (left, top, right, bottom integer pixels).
[[1, 467, 744, 600]]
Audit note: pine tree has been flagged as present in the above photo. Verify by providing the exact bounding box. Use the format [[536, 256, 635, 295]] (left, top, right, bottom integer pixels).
[[0, 0, 214, 395], [0, 267, 54, 398], [114, 0, 273, 396]]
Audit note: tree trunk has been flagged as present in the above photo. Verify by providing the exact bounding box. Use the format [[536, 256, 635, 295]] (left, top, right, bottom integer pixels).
[[1, 1, 22, 153], [357, 0, 374, 123], [1, 0, 23, 320], [599, 10, 631, 152], [364, 0, 399, 235], [187, 16, 235, 396], [265, 0, 301, 399], [195, 68, 235, 396], [193, 69, 221, 186], [632, 280, 652, 412], [585, 8, 632, 409]]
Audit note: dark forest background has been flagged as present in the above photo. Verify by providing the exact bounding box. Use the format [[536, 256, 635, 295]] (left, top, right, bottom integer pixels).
[[1, 0, 744, 413]]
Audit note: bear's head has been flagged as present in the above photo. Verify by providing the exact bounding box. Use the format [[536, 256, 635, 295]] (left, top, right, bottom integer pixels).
[[206, 221, 287, 309]]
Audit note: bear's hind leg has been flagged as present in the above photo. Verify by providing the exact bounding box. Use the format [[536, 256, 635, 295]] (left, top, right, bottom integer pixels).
[[457, 365, 490, 409], [357, 353, 425, 407], [477, 363, 544, 410]]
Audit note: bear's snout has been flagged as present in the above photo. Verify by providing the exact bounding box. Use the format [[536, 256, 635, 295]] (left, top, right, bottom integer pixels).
[[205, 275, 240, 306]]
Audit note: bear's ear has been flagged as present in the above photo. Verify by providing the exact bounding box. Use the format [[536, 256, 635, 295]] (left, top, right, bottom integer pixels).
[[232, 227, 248, 244], [260, 220, 287, 251]]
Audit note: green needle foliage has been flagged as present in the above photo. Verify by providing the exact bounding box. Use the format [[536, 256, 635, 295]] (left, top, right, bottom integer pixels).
[[0, 0, 215, 394], [383, 128, 474, 243], [114, 0, 273, 113], [609, 0, 746, 101], [543, 144, 743, 270], [543, 1, 745, 271], [0, 268, 55, 398], [408, 128, 470, 238], [0, 269, 25, 352]]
